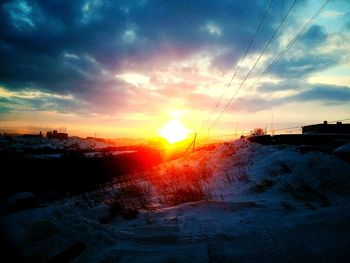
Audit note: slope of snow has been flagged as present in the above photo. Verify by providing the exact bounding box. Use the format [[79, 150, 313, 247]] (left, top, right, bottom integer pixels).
[[0, 137, 113, 152], [1, 139, 350, 262]]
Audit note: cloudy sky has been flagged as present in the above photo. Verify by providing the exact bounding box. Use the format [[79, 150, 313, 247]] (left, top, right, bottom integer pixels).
[[0, 0, 349, 138]]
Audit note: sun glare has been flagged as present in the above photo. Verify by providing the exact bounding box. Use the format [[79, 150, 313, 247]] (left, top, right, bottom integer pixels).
[[158, 119, 191, 144]]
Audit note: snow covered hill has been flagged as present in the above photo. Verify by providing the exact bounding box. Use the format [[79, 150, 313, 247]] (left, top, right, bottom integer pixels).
[[0, 136, 113, 152], [1, 139, 350, 262]]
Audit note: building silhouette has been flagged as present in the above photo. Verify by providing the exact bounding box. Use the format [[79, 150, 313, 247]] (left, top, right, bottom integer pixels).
[[46, 130, 68, 139], [302, 121, 350, 134]]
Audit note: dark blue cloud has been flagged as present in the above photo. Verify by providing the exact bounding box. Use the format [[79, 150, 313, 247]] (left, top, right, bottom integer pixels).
[[0, 96, 19, 116], [270, 54, 337, 79], [300, 25, 327, 45], [256, 80, 303, 92], [0, 0, 345, 116], [0, 0, 289, 91], [290, 84, 350, 104], [266, 23, 335, 80], [232, 84, 350, 113]]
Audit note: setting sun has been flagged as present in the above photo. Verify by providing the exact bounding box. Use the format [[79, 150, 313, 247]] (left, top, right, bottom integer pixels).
[[158, 119, 192, 144]]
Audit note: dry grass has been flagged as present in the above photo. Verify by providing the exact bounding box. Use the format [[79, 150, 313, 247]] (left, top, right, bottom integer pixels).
[[101, 178, 153, 219], [224, 167, 250, 185], [146, 164, 216, 206], [83, 161, 216, 217]]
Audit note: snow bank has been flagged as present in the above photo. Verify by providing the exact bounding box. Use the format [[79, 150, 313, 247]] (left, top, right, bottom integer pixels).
[[2, 139, 350, 262], [0, 136, 113, 152], [334, 143, 350, 162]]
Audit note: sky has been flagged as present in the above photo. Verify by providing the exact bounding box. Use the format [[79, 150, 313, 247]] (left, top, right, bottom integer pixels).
[[0, 0, 349, 139]]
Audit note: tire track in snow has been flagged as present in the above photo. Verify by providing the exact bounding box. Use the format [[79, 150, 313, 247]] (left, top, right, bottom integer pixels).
[[240, 166, 313, 263], [179, 216, 221, 242], [240, 214, 312, 263], [176, 241, 210, 263], [177, 217, 222, 262]]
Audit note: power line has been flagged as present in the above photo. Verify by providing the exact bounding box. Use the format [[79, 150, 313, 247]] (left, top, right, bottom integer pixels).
[[273, 118, 350, 131], [273, 126, 302, 132], [196, 118, 349, 149], [209, 0, 330, 131], [202, 0, 275, 130], [206, 132, 251, 138], [328, 118, 350, 123], [227, 0, 331, 115], [199, 117, 349, 146], [208, 0, 298, 131]]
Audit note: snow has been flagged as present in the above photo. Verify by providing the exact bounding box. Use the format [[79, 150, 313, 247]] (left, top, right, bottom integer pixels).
[[0, 192, 35, 213], [334, 142, 350, 153], [0, 136, 136, 159], [0, 136, 113, 152], [84, 150, 136, 158], [333, 143, 350, 162], [1, 139, 350, 262]]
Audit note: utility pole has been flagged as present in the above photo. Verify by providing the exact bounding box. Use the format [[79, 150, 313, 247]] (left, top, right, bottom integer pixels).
[[271, 113, 274, 135], [184, 132, 197, 155], [235, 123, 237, 139], [192, 132, 197, 151]]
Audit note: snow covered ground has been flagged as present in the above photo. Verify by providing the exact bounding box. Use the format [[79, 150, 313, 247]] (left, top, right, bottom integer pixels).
[[1, 139, 350, 262], [0, 136, 113, 152]]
